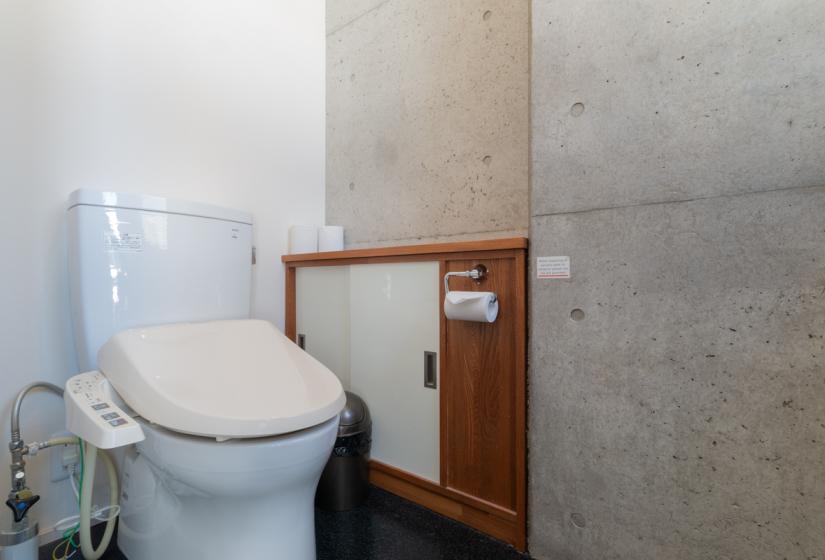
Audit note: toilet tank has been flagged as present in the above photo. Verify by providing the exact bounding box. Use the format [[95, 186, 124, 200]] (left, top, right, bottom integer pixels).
[[68, 190, 253, 371]]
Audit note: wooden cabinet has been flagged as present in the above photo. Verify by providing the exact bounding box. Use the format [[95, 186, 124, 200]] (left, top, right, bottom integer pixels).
[[284, 239, 526, 550]]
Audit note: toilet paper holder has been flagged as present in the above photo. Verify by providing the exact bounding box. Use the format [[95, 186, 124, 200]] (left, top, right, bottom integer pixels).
[[444, 264, 489, 294]]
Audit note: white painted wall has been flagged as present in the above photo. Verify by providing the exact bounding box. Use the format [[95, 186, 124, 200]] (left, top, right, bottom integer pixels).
[[0, 0, 325, 541]]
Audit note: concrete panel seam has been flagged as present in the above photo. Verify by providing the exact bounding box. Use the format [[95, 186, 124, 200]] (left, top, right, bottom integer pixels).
[[530, 182, 825, 220], [327, 0, 394, 37]]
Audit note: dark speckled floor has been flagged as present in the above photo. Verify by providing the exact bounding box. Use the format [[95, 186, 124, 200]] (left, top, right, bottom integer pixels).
[[316, 487, 529, 560], [40, 486, 529, 559]]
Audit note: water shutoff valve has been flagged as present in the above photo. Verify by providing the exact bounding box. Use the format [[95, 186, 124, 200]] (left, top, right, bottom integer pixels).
[[5, 489, 40, 524]]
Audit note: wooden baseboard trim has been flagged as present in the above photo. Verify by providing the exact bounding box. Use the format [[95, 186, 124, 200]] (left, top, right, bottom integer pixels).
[[368, 460, 526, 551]]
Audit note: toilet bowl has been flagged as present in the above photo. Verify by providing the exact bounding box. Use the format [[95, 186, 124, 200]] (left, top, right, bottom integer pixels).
[[118, 416, 339, 560], [94, 319, 346, 560]]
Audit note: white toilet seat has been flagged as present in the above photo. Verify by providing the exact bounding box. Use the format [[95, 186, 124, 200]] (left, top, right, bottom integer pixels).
[[97, 319, 346, 439]]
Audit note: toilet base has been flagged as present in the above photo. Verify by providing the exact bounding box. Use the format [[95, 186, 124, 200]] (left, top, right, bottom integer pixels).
[[116, 416, 338, 560]]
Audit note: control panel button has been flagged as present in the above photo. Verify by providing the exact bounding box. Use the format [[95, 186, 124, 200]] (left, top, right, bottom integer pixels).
[[101, 412, 120, 421], [108, 419, 128, 427], [92, 403, 109, 411]]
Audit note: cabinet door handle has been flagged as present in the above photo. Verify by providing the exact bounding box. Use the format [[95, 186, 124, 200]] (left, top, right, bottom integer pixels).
[[424, 351, 437, 389]]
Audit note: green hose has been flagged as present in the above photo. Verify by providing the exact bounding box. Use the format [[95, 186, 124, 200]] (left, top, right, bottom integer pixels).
[[78, 443, 118, 560]]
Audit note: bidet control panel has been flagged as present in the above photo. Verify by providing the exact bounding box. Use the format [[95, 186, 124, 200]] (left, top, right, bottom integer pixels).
[[65, 371, 145, 449]]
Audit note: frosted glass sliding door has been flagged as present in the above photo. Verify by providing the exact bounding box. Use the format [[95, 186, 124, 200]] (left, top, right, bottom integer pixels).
[[349, 262, 440, 483], [294, 261, 440, 483], [295, 266, 351, 387]]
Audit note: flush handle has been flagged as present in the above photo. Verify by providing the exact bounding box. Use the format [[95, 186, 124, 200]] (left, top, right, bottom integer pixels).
[[424, 351, 437, 389]]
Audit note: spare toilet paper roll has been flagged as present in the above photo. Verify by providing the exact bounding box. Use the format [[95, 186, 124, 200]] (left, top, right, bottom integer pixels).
[[288, 225, 318, 254], [444, 291, 499, 323], [318, 226, 344, 252]]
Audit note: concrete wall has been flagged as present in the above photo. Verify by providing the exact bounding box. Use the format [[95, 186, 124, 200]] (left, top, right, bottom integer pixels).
[[529, 2, 825, 559], [326, 0, 529, 247], [0, 0, 325, 542]]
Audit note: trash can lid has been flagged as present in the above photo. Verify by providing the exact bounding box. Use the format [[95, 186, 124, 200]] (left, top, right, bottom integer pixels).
[[339, 391, 371, 436]]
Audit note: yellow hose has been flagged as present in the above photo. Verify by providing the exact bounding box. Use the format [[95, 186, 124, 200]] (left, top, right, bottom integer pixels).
[[79, 443, 118, 560]]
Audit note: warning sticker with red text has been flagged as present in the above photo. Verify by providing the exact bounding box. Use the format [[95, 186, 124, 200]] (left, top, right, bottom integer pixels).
[[537, 256, 570, 279]]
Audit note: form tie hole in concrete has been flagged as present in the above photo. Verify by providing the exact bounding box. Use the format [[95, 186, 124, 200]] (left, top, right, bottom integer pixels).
[[570, 308, 585, 321], [483, 10, 492, 21], [349, 182, 355, 191], [482, 155, 492, 165], [570, 102, 585, 117], [570, 513, 586, 528]]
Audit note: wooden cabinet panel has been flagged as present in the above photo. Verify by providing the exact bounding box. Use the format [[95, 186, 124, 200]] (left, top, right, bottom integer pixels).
[[284, 239, 526, 550], [441, 255, 525, 515]]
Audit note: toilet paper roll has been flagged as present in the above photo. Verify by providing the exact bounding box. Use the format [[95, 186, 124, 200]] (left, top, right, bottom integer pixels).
[[288, 225, 318, 254], [318, 226, 344, 252], [444, 291, 499, 323]]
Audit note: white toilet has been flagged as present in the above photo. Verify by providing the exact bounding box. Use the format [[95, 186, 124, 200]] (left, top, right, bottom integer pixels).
[[67, 190, 345, 560]]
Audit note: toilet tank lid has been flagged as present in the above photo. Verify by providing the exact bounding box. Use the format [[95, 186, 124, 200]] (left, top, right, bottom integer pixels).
[[97, 320, 345, 439], [68, 189, 252, 225]]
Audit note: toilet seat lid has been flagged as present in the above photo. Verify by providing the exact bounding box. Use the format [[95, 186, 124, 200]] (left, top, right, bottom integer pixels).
[[97, 320, 345, 439]]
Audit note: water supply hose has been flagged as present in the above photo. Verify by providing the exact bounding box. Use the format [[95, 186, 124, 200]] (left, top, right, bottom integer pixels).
[[8, 383, 64, 499], [10, 383, 64, 444], [78, 443, 118, 560], [8, 382, 121, 559]]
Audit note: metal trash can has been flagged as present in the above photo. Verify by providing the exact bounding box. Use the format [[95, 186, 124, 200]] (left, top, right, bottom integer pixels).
[[315, 391, 372, 511]]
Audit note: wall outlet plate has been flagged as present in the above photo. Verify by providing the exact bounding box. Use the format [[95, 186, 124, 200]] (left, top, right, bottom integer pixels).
[[49, 432, 79, 483]]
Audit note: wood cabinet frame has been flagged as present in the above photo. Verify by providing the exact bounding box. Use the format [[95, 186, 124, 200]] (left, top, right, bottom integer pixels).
[[282, 238, 527, 550]]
